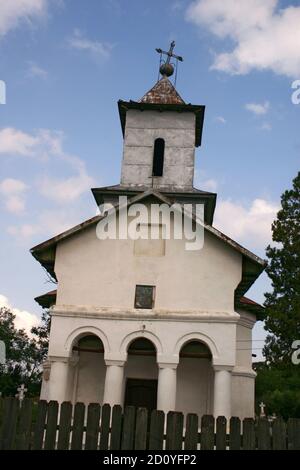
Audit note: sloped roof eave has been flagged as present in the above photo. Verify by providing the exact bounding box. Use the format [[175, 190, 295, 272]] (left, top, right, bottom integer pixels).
[[236, 296, 265, 320]]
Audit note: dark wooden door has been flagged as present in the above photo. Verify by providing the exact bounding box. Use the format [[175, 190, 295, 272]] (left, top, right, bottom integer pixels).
[[124, 378, 157, 411]]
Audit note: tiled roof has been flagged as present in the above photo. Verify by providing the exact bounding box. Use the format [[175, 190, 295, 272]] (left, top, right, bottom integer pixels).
[[140, 76, 185, 105]]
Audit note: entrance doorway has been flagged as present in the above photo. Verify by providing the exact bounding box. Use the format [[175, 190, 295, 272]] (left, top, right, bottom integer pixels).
[[176, 340, 213, 416], [124, 337, 158, 411], [124, 378, 158, 411]]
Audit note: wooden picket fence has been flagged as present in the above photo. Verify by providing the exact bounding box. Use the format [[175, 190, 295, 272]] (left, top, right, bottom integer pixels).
[[0, 398, 299, 450]]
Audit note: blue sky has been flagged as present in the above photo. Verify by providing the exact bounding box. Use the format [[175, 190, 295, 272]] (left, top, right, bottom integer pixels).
[[0, 0, 299, 360]]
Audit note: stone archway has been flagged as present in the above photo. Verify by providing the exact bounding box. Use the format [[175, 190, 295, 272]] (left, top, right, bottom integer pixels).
[[71, 334, 106, 405], [122, 338, 159, 411], [176, 340, 214, 416]]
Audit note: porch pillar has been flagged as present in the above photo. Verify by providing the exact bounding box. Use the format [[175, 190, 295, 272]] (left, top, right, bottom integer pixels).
[[103, 360, 125, 406], [213, 365, 232, 419], [48, 357, 69, 403], [157, 363, 177, 413]]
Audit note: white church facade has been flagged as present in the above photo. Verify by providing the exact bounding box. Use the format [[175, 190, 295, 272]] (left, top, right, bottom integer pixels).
[[32, 47, 265, 420]]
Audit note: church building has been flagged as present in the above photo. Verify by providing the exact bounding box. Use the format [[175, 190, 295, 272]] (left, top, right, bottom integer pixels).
[[31, 44, 265, 420]]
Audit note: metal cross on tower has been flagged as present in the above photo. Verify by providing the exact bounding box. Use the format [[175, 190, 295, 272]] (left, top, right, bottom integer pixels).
[[155, 41, 183, 83]]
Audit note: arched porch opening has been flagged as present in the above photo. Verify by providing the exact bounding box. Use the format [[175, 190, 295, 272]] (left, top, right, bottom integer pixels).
[[176, 340, 214, 416], [71, 334, 106, 405], [123, 338, 158, 411]]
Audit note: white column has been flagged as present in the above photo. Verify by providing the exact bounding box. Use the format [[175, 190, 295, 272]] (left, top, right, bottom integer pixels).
[[48, 358, 69, 403], [157, 363, 177, 413], [103, 360, 125, 406], [213, 366, 232, 419]]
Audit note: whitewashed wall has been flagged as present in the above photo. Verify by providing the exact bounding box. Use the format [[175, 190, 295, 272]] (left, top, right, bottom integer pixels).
[[121, 110, 196, 189]]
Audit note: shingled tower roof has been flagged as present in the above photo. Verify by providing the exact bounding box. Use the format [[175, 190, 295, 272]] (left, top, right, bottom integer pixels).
[[140, 76, 185, 105]]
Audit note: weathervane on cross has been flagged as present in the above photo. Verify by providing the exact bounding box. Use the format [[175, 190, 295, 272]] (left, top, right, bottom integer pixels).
[[155, 41, 183, 83]]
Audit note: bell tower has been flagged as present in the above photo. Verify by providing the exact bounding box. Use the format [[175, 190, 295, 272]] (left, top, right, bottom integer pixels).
[[92, 42, 216, 225], [118, 42, 205, 191]]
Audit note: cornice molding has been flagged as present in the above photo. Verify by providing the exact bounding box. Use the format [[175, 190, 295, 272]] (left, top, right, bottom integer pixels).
[[51, 305, 240, 324]]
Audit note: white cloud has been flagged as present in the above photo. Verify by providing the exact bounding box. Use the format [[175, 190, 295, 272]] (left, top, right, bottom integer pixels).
[[171, 1, 185, 12], [0, 178, 27, 194], [8, 208, 80, 240], [5, 196, 25, 214], [0, 0, 47, 37], [0, 128, 66, 159], [0, 178, 28, 214], [186, 0, 300, 77], [38, 171, 94, 203], [39, 209, 80, 234], [245, 101, 270, 115], [216, 116, 226, 124], [27, 61, 48, 79], [0, 128, 39, 156], [8, 224, 39, 238], [261, 122, 272, 131], [68, 29, 113, 61], [194, 170, 218, 192], [0, 127, 94, 203], [0, 294, 39, 335], [214, 197, 279, 250]]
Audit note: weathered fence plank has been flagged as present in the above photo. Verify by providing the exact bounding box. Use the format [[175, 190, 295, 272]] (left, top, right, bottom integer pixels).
[[257, 417, 271, 450], [243, 418, 255, 450], [57, 402, 72, 450], [110, 405, 122, 450], [0, 397, 18, 450], [121, 406, 136, 450], [134, 408, 148, 450], [149, 410, 164, 450], [85, 403, 100, 450], [0, 398, 4, 427], [99, 404, 111, 450], [71, 402, 85, 450], [287, 418, 300, 450], [201, 415, 215, 450], [272, 417, 286, 450], [229, 417, 241, 450], [166, 412, 184, 450], [15, 398, 33, 450], [216, 416, 227, 450], [32, 400, 48, 450], [185, 413, 199, 450], [44, 401, 58, 450]]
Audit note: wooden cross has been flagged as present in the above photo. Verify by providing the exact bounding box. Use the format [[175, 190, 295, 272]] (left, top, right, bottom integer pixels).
[[16, 383, 27, 403], [156, 41, 183, 64], [259, 401, 266, 417]]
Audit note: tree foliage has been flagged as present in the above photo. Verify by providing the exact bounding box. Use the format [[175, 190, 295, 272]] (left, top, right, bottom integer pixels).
[[0, 307, 50, 397], [256, 172, 300, 418], [264, 171, 300, 363], [255, 362, 300, 419]]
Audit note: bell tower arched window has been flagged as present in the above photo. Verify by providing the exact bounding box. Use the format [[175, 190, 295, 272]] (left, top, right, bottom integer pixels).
[[152, 138, 165, 177]]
